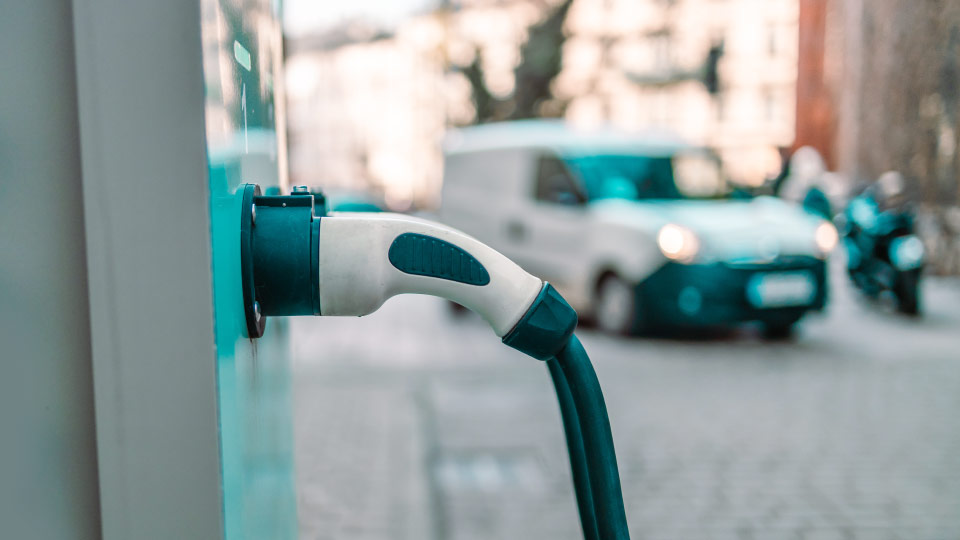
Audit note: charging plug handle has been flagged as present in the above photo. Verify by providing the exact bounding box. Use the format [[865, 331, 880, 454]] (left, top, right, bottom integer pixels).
[[239, 183, 574, 343], [315, 212, 546, 336]]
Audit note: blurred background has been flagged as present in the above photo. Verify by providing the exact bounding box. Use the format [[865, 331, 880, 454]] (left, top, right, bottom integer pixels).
[[280, 0, 960, 539]]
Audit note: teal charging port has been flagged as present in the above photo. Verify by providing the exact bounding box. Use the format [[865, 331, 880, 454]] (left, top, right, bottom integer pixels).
[[239, 183, 324, 337]]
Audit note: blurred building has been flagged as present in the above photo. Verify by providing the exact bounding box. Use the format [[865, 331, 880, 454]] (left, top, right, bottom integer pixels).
[[285, 2, 546, 209], [797, 0, 960, 273], [557, 0, 798, 185], [285, 19, 448, 210], [286, 0, 800, 208]]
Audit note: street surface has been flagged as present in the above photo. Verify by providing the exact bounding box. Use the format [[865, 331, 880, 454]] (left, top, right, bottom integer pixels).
[[292, 265, 960, 540]]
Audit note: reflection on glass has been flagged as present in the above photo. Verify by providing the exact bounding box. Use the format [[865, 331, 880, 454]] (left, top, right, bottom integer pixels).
[[201, 0, 297, 537]]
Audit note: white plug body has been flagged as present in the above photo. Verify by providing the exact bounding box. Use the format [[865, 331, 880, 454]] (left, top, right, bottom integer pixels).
[[317, 213, 543, 337]]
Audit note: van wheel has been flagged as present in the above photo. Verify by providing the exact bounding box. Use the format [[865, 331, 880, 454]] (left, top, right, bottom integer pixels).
[[761, 316, 801, 340], [595, 274, 637, 335], [761, 321, 795, 340]]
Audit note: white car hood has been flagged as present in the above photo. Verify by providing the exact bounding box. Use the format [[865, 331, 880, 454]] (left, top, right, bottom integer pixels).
[[593, 196, 825, 262]]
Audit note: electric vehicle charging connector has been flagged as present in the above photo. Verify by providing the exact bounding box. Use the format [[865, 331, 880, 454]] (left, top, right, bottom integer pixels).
[[240, 183, 577, 357], [238, 184, 629, 539]]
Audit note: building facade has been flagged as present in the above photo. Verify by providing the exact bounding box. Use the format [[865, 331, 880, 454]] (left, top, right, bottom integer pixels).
[[558, 0, 798, 185], [286, 0, 801, 208], [796, 0, 960, 273]]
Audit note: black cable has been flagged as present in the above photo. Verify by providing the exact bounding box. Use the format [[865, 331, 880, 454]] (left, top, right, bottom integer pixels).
[[547, 358, 600, 540], [554, 335, 630, 540]]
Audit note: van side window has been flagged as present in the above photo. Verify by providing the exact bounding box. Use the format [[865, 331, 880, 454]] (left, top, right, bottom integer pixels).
[[535, 155, 585, 206]]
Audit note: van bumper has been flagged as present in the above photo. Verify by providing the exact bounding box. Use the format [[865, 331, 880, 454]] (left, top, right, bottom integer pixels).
[[635, 256, 827, 330]]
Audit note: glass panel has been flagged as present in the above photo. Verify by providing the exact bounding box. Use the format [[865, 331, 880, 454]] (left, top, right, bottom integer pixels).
[[200, 0, 297, 538], [564, 154, 682, 200], [563, 152, 724, 200]]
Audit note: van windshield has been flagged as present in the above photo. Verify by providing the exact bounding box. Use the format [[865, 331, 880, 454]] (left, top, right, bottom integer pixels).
[[563, 153, 723, 201]]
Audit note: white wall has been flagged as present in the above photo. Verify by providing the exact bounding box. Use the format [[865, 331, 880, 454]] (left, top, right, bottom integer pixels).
[[0, 1, 101, 537]]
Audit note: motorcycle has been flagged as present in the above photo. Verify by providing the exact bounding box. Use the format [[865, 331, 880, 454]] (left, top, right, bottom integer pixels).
[[842, 193, 925, 315]]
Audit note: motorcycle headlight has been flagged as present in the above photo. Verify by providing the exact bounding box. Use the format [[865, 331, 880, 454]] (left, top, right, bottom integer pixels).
[[658, 224, 700, 263], [814, 221, 838, 256], [889, 235, 925, 270]]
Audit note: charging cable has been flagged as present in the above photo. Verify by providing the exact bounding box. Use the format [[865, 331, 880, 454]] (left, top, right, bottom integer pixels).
[[238, 185, 630, 539]]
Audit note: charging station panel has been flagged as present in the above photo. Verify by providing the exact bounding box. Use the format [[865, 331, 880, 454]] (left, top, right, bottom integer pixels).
[[201, 0, 298, 537]]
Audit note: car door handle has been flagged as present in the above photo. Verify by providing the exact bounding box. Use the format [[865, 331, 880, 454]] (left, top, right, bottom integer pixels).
[[506, 220, 527, 242]]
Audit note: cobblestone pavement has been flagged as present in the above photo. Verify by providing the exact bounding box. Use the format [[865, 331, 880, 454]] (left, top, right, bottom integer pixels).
[[292, 269, 960, 540]]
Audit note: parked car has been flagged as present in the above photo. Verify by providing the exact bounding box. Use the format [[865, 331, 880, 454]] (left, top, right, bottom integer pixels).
[[842, 171, 924, 315], [440, 120, 838, 336]]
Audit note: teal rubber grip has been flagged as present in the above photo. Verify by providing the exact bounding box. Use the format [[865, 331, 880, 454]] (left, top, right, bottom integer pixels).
[[388, 233, 491, 286], [502, 283, 578, 360]]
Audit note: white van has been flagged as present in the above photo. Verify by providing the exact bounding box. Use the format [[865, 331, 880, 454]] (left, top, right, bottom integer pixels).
[[440, 120, 837, 336]]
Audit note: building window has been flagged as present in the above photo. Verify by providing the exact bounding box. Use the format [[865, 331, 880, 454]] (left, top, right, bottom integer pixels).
[[651, 34, 673, 72], [764, 88, 776, 123], [768, 25, 778, 56]]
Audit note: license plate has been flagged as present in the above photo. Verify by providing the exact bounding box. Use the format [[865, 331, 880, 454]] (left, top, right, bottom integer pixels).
[[746, 272, 816, 308]]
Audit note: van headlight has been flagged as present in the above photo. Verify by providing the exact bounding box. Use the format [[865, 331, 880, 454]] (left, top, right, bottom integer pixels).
[[814, 221, 838, 256], [889, 235, 925, 270], [657, 224, 700, 263]]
